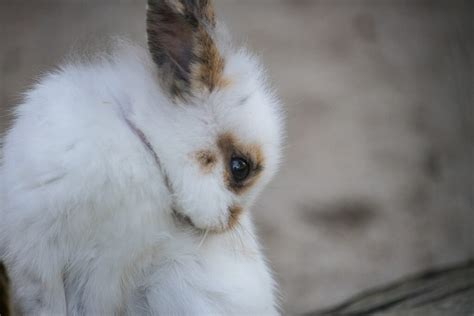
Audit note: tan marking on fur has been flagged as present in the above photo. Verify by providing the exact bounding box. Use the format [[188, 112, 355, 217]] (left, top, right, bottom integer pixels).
[[217, 76, 233, 89], [190, 27, 225, 92], [217, 133, 265, 195], [227, 205, 243, 230], [194, 150, 218, 173]]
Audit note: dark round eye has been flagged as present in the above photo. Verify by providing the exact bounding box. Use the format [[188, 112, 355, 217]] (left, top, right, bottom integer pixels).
[[230, 157, 250, 182]]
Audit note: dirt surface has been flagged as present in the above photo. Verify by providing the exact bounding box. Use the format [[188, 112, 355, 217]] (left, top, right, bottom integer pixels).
[[0, 1, 472, 314]]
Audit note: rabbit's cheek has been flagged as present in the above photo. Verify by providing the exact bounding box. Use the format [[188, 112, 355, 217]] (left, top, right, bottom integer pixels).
[[171, 180, 244, 233], [169, 172, 233, 232]]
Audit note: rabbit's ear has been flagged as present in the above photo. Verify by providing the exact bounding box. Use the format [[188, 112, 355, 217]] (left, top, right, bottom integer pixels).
[[147, 0, 225, 99]]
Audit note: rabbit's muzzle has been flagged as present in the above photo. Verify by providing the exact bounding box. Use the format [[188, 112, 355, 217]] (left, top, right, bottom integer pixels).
[[172, 205, 243, 233]]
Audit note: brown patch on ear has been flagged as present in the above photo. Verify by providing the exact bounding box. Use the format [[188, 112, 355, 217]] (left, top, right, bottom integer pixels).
[[217, 133, 265, 195], [227, 205, 243, 230], [147, 0, 225, 99], [197, 0, 216, 26], [191, 28, 225, 92], [194, 150, 218, 173]]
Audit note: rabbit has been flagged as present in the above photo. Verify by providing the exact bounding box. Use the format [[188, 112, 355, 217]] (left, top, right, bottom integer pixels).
[[0, 0, 284, 314]]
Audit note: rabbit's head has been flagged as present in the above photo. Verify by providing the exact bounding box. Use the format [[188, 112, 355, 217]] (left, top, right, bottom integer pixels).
[[144, 0, 284, 232]]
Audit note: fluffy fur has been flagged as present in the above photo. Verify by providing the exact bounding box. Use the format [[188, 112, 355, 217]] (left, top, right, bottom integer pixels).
[[0, 0, 284, 315]]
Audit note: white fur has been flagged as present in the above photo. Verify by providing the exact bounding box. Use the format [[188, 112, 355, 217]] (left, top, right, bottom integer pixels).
[[0, 29, 284, 315]]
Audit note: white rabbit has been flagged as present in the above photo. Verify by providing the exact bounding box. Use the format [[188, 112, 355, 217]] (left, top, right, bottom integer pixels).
[[0, 0, 284, 314]]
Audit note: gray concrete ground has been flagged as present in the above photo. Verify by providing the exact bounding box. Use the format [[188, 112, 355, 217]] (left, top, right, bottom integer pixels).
[[1, 1, 472, 314]]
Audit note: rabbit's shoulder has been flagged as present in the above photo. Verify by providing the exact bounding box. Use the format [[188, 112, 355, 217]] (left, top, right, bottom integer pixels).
[[2, 62, 160, 207]]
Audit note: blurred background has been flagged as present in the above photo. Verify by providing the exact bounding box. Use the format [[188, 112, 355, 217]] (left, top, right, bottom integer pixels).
[[0, 0, 472, 314]]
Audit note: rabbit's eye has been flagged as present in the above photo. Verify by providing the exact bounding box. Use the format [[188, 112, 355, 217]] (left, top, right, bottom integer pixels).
[[230, 157, 250, 182]]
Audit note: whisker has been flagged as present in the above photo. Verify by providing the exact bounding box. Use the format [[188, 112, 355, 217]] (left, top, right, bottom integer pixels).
[[232, 223, 246, 253], [237, 222, 254, 241], [237, 222, 260, 257], [197, 228, 209, 249]]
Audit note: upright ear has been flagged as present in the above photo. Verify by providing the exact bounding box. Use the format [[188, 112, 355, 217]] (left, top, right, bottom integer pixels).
[[147, 0, 225, 99]]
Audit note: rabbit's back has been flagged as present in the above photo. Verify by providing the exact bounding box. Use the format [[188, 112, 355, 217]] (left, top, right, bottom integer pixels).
[[2, 59, 167, 221], [0, 57, 178, 313]]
